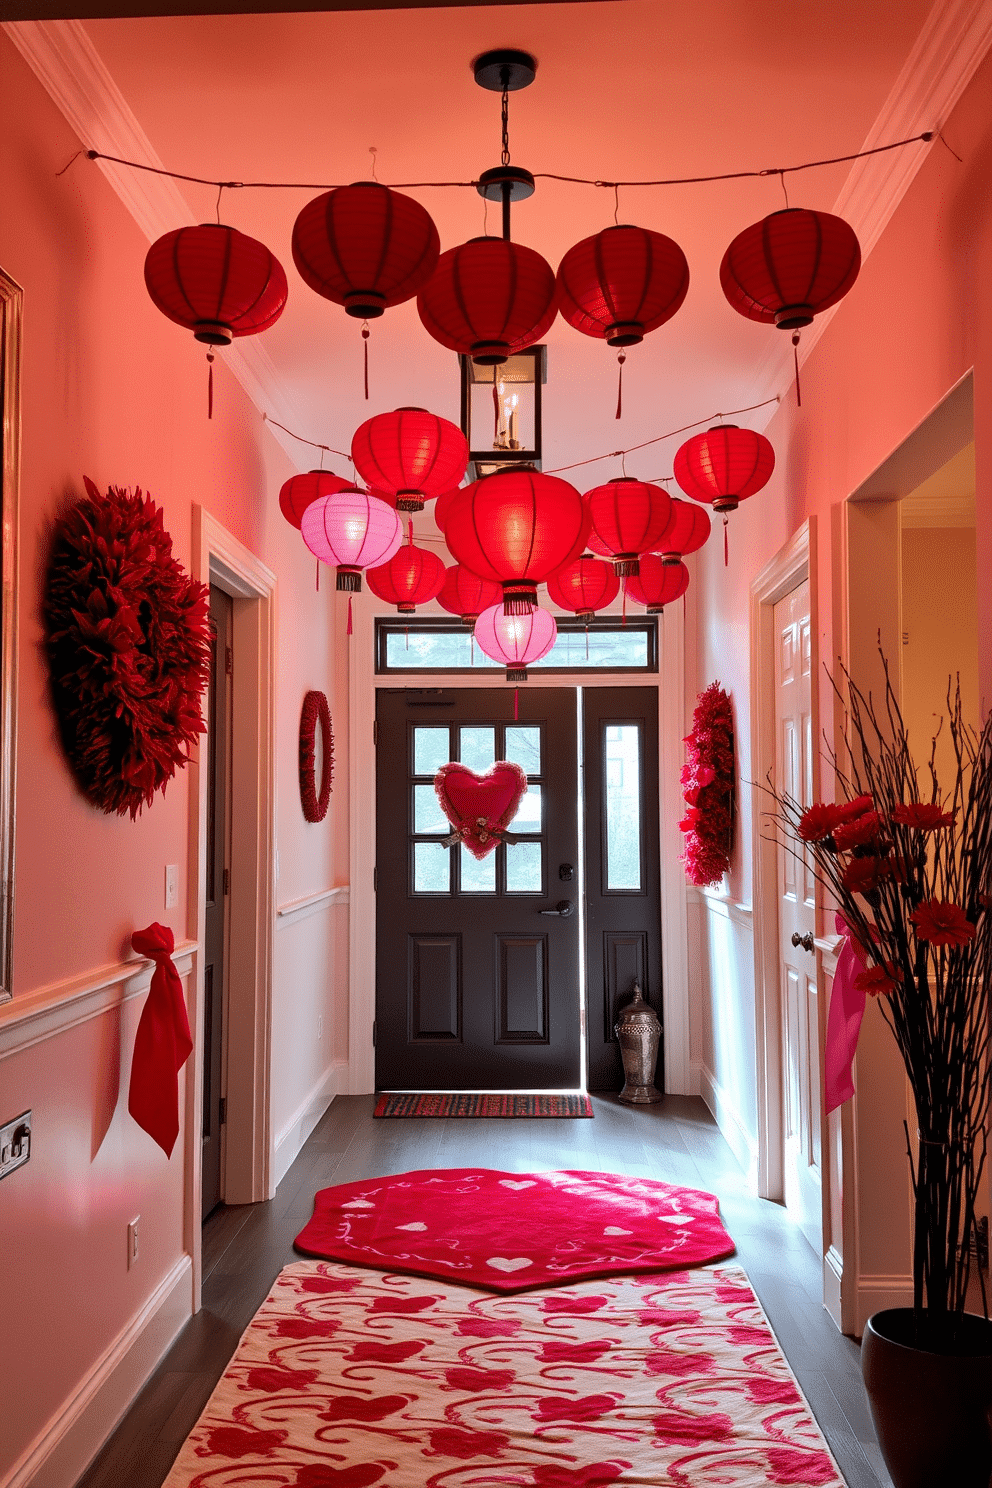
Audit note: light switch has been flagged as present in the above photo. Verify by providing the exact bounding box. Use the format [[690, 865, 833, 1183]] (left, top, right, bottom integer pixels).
[[165, 864, 179, 909]]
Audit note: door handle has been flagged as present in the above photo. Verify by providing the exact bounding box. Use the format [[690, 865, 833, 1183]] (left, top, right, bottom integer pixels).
[[540, 900, 574, 917], [791, 931, 814, 952]]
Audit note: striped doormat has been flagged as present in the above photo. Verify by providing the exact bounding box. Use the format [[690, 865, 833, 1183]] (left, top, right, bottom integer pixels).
[[374, 1092, 594, 1118]]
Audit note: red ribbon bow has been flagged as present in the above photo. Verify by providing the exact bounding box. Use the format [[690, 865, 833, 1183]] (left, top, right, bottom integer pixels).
[[128, 923, 193, 1157]]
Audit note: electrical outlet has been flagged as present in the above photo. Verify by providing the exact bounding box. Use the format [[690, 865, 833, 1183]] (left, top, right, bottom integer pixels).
[[317, 1015, 323, 1040], [0, 1111, 31, 1180], [128, 1217, 140, 1268], [165, 864, 179, 909]]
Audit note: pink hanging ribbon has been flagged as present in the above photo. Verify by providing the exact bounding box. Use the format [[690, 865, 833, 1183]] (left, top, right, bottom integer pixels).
[[824, 912, 869, 1113]]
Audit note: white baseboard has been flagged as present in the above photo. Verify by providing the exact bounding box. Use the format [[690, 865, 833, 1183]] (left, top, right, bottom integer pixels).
[[273, 1060, 347, 1187], [823, 1244, 845, 1332], [4, 1255, 193, 1488], [856, 1273, 915, 1337], [696, 1061, 759, 1187]]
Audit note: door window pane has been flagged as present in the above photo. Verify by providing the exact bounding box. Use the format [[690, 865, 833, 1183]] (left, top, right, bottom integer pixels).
[[414, 727, 450, 777], [414, 841, 451, 894], [605, 724, 643, 891], [506, 841, 542, 894], [512, 784, 541, 833], [414, 784, 448, 835], [460, 727, 495, 773], [460, 844, 496, 894], [505, 725, 541, 776]]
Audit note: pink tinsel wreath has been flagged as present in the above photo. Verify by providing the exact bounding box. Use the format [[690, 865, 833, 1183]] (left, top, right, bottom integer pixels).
[[680, 682, 735, 887], [44, 477, 210, 820]]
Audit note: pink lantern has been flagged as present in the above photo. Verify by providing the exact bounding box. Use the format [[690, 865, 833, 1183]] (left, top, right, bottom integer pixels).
[[474, 603, 557, 681], [300, 486, 403, 591]]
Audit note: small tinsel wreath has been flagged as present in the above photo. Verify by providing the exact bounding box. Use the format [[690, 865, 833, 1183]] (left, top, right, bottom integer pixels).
[[43, 477, 210, 820], [299, 689, 333, 823], [680, 682, 735, 887]]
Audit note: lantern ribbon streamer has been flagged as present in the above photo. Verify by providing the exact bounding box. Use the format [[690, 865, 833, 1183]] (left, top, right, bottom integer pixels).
[[127, 922, 193, 1157], [440, 816, 522, 850], [824, 912, 869, 1114]]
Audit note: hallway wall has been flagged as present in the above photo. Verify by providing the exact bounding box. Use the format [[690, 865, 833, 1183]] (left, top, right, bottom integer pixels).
[[0, 32, 347, 1487]]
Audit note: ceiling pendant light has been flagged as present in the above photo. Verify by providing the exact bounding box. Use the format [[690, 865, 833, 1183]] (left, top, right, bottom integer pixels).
[[292, 182, 440, 320], [583, 476, 672, 577], [144, 224, 288, 415], [279, 470, 352, 529], [474, 602, 557, 682], [437, 564, 502, 625], [300, 486, 403, 591], [624, 557, 690, 613], [366, 525, 446, 612], [673, 426, 775, 513], [351, 407, 468, 514], [444, 467, 588, 614], [720, 208, 861, 330], [653, 497, 712, 565], [546, 554, 620, 621], [417, 50, 557, 366]]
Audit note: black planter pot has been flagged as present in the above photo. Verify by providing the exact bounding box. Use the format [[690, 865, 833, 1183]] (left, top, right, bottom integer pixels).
[[862, 1308, 992, 1488]]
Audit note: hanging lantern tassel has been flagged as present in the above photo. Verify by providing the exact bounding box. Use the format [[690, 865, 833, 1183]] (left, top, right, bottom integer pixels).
[[615, 350, 626, 421], [362, 322, 370, 401], [347, 594, 354, 635], [792, 331, 802, 408], [316, 558, 320, 592], [723, 517, 729, 567], [493, 381, 501, 443], [514, 686, 519, 722], [206, 352, 215, 420], [621, 587, 627, 628]]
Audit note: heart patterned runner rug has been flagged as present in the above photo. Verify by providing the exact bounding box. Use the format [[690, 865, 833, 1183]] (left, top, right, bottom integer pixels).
[[162, 1259, 847, 1488], [294, 1169, 736, 1291]]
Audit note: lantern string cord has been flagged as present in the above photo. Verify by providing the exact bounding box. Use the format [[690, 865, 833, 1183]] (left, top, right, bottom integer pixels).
[[81, 130, 935, 196], [936, 129, 963, 163], [779, 170, 790, 209], [261, 412, 352, 461], [544, 396, 778, 475]]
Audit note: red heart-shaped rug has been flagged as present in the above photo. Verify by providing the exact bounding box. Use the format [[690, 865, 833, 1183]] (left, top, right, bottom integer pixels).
[[435, 761, 528, 860]]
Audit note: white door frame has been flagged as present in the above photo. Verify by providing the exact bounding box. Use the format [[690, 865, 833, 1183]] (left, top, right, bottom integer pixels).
[[750, 517, 819, 1204], [187, 505, 276, 1306], [348, 593, 693, 1097]]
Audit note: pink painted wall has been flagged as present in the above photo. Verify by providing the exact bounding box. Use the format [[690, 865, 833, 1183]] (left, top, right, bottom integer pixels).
[[0, 32, 347, 1480], [693, 41, 992, 1272]]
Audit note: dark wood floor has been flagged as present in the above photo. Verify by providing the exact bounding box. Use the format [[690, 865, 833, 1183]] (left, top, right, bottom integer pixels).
[[75, 1093, 892, 1488]]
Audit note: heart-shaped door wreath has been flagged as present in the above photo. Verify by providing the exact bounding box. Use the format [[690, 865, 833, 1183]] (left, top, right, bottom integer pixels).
[[434, 760, 527, 859]]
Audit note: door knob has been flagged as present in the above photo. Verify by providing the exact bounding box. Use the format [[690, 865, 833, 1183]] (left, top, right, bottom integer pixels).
[[540, 900, 574, 917], [559, 863, 574, 881], [791, 930, 814, 952]]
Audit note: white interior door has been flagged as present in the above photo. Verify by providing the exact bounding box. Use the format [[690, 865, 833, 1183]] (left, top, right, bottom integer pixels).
[[773, 579, 822, 1254]]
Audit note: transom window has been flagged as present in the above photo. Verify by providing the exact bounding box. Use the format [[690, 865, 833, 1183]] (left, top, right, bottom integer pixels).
[[376, 616, 657, 674]]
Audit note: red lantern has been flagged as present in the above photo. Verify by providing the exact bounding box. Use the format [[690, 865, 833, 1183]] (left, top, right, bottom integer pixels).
[[432, 486, 461, 532], [144, 224, 288, 344], [366, 532, 446, 613], [437, 565, 502, 625], [624, 557, 690, 613], [583, 477, 672, 576], [556, 225, 689, 346], [673, 426, 775, 512], [720, 208, 861, 330], [279, 470, 351, 530], [418, 237, 558, 366], [351, 408, 468, 514], [300, 487, 403, 591], [474, 603, 557, 681], [292, 182, 440, 319], [653, 498, 712, 565], [546, 555, 619, 620], [444, 468, 588, 614]]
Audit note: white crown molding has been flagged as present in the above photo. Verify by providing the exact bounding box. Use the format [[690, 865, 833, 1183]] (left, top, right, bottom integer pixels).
[[739, 0, 992, 421], [2, 17, 301, 465]]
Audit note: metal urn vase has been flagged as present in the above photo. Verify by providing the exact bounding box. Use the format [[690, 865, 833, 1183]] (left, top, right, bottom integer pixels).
[[615, 983, 662, 1104]]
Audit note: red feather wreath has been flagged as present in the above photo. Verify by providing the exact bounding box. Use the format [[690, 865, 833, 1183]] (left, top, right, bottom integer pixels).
[[299, 689, 334, 823], [680, 682, 735, 887], [44, 477, 210, 820]]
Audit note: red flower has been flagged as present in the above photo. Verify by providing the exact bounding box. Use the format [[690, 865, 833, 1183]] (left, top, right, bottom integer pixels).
[[854, 961, 903, 996], [797, 802, 845, 842], [892, 802, 955, 832], [832, 810, 884, 851], [911, 900, 976, 946], [842, 857, 887, 895], [836, 793, 874, 821]]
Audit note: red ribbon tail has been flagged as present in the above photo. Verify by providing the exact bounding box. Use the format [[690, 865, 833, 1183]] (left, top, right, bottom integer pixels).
[[207, 354, 214, 420], [347, 594, 353, 635], [724, 518, 729, 567]]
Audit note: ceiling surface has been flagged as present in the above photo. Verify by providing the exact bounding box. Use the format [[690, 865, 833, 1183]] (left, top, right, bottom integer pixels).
[[9, 2, 945, 502]]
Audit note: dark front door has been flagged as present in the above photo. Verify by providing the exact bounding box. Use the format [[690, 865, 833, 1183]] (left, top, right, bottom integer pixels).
[[583, 687, 662, 1091], [202, 586, 231, 1219], [375, 687, 581, 1090]]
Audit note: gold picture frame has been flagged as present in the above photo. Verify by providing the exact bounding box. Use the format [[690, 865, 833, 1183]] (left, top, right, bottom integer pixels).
[[0, 268, 22, 1003]]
